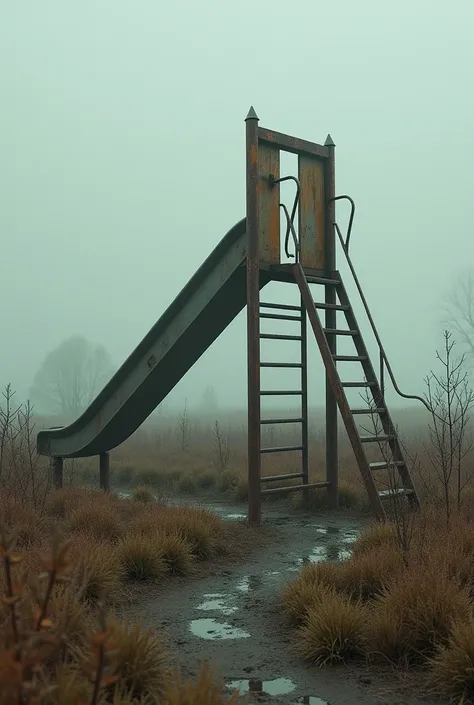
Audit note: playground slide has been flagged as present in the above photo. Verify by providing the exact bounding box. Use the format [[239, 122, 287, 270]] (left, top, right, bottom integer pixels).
[[37, 218, 255, 459]]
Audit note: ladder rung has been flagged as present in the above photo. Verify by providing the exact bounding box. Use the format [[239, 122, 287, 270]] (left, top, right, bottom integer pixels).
[[333, 355, 367, 362], [260, 390, 303, 396], [260, 333, 302, 341], [260, 302, 301, 312], [260, 362, 303, 368], [261, 472, 305, 482], [379, 488, 414, 498], [259, 312, 302, 321], [305, 275, 340, 285], [351, 408, 386, 415], [369, 461, 405, 471], [260, 445, 304, 454], [261, 481, 330, 496], [360, 434, 395, 443], [323, 328, 358, 336], [341, 381, 376, 388], [314, 302, 349, 311], [260, 417, 304, 424]]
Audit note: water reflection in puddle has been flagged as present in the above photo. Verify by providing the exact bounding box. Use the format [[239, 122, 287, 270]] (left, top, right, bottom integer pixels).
[[189, 618, 250, 640], [197, 593, 238, 616], [292, 698, 329, 704], [235, 571, 280, 593], [228, 677, 296, 696]]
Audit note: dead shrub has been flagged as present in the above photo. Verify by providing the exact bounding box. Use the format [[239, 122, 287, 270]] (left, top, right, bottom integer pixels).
[[427, 614, 474, 703], [117, 533, 167, 581], [370, 565, 471, 665], [296, 590, 367, 665]]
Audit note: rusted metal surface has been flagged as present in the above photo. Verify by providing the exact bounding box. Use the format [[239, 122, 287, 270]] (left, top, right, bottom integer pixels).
[[298, 155, 326, 269], [257, 143, 280, 264], [323, 135, 339, 509], [246, 107, 262, 526], [52, 457, 63, 489], [99, 452, 110, 491], [293, 263, 385, 522], [258, 127, 329, 160]]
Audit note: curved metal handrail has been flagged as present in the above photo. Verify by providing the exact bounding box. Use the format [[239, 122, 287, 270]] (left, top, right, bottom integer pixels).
[[269, 174, 301, 260], [333, 215, 431, 412]]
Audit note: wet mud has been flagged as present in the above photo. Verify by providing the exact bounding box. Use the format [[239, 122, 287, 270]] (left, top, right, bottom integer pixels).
[[125, 499, 443, 705]]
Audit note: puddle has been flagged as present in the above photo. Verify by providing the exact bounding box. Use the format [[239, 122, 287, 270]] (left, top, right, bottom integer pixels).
[[189, 618, 250, 640], [228, 677, 296, 696], [225, 512, 247, 520], [292, 698, 329, 705], [197, 593, 238, 616], [236, 571, 281, 593]]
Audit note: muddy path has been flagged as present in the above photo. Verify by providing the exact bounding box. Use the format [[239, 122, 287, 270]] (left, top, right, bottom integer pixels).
[[125, 499, 443, 705]]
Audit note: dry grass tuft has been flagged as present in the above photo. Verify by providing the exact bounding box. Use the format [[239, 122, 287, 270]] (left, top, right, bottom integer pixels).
[[296, 589, 367, 665], [282, 577, 337, 626], [350, 522, 399, 557], [104, 619, 170, 702], [370, 565, 471, 665], [159, 509, 220, 560], [340, 546, 404, 600], [69, 502, 122, 542], [427, 615, 474, 703], [157, 532, 195, 576], [164, 661, 239, 704], [132, 484, 156, 503], [70, 536, 125, 603], [117, 533, 167, 581]]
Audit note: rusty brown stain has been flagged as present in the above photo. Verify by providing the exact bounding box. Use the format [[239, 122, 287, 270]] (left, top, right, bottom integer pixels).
[[249, 143, 257, 165], [257, 142, 280, 264], [298, 155, 325, 269]]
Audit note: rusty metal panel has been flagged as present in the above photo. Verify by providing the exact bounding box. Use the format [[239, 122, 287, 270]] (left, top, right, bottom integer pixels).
[[257, 142, 280, 264], [258, 127, 329, 159], [298, 155, 326, 270]]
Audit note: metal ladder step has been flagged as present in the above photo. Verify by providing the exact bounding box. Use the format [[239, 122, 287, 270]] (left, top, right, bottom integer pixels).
[[379, 488, 414, 499], [314, 302, 349, 311], [260, 362, 302, 368], [260, 333, 302, 341], [260, 417, 303, 424], [305, 275, 341, 285], [360, 434, 395, 443], [260, 445, 304, 454], [323, 328, 358, 336], [370, 461, 405, 471], [333, 355, 367, 362], [260, 312, 302, 321], [261, 480, 330, 496], [351, 407, 386, 415], [261, 472, 304, 483], [260, 302, 301, 312], [260, 390, 303, 396]]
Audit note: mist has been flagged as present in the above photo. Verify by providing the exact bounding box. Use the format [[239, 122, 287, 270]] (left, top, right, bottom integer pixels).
[[1, 0, 473, 416]]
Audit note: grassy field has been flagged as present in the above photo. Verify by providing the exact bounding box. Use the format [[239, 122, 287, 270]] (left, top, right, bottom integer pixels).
[[2, 387, 474, 703]]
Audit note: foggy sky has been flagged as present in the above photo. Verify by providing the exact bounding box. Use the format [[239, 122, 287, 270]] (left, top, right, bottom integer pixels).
[[2, 1, 473, 414]]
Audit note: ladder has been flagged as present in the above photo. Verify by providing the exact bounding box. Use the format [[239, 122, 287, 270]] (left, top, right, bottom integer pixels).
[[293, 263, 420, 522], [258, 293, 330, 498]]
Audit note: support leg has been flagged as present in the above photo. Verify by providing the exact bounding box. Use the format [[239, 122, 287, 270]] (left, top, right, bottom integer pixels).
[[99, 452, 110, 492], [52, 457, 63, 490]]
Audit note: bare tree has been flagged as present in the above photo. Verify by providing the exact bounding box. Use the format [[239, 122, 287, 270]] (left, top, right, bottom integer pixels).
[[423, 331, 474, 524], [445, 268, 474, 364], [30, 336, 115, 418], [177, 399, 189, 452], [213, 420, 230, 472]]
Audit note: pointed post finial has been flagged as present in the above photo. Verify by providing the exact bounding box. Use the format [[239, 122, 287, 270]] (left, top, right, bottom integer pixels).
[[324, 133, 335, 147], [245, 106, 259, 121]]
